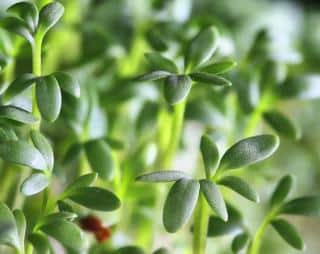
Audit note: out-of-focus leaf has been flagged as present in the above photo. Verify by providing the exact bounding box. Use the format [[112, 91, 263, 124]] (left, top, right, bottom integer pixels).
[[29, 233, 51, 254], [197, 59, 237, 74], [190, 72, 231, 86], [231, 232, 250, 254], [163, 75, 192, 105], [0, 106, 38, 124], [65, 173, 97, 193], [21, 173, 49, 196], [136, 170, 190, 183], [271, 219, 305, 250], [1, 17, 33, 43], [145, 52, 178, 73], [280, 196, 320, 217], [270, 175, 293, 208], [53, 72, 80, 98]]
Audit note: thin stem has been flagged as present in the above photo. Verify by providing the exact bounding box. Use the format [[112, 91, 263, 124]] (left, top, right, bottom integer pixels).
[[31, 34, 43, 129], [193, 194, 209, 254], [247, 208, 278, 254]]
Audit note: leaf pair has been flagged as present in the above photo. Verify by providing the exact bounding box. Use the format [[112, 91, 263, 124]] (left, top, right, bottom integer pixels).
[[3, 1, 64, 44], [0, 202, 25, 252], [61, 173, 121, 211], [137, 27, 235, 105], [4, 72, 80, 122]]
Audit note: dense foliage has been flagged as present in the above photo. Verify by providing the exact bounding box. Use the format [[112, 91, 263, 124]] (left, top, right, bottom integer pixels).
[[0, 0, 320, 254]]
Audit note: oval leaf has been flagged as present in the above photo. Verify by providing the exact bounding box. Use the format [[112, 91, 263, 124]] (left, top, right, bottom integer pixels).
[[0, 140, 47, 170], [67, 187, 120, 211], [30, 131, 54, 170], [38, 1, 64, 35], [7, 1, 38, 32], [21, 173, 49, 196], [270, 174, 293, 208], [84, 139, 114, 180], [232, 232, 250, 254], [53, 72, 80, 97], [271, 219, 305, 250], [163, 75, 192, 105], [29, 233, 51, 254], [218, 176, 259, 202], [0, 106, 38, 124], [200, 179, 228, 221], [163, 179, 200, 233], [136, 170, 190, 183], [153, 248, 170, 254], [40, 219, 83, 251], [36, 75, 62, 122], [13, 210, 26, 248], [219, 135, 279, 170], [65, 173, 97, 193], [197, 59, 237, 74], [185, 27, 219, 71], [136, 70, 171, 81], [280, 196, 320, 217], [263, 110, 300, 140], [145, 52, 178, 73], [190, 72, 232, 86], [4, 73, 37, 102], [116, 246, 145, 254], [1, 17, 33, 44], [200, 134, 219, 178]]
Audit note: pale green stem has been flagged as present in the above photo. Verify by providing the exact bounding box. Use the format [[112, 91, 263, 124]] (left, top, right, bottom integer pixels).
[[193, 194, 210, 254]]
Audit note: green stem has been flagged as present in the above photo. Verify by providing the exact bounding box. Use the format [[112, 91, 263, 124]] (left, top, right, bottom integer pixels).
[[26, 243, 33, 254], [247, 208, 278, 254], [193, 194, 209, 254], [31, 35, 43, 128], [163, 100, 187, 168]]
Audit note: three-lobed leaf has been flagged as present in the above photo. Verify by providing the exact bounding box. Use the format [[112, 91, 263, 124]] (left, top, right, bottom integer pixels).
[[163, 179, 200, 233], [219, 135, 279, 170]]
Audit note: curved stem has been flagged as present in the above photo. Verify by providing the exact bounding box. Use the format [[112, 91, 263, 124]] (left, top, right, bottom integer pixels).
[[193, 194, 209, 254]]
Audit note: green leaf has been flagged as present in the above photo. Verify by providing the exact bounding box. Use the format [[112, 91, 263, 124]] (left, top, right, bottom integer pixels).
[[280, 196, 320, 217], [200, 134, 219, 177], [116, 246, 145, 254], [1, 17, 33, 43], [53, 72, 80, 97], [36, 75, 62, 122], [84, 139, 114, 180], [67, 187, 121, 211], [136, 170, 190, 182], [146, 29, 168, 51], [65, 173, 97, 193], [30, 131, 54, 170], [0, 127, 17, 142], [0, 140, 47, 170], [278, 75, 320, 100], [189, 72, 232, 86], [20, 173, 49, 196], [0, 106, 38, 124], [263, 110, 300, 140], [57, 201, 74, 213], [38, 1, 64, 36], [232, 232, 250, 254], [0, 223, 13, 239], [145, 52, 178, 73], [62, 143, 82, 165], [7, 1, 38, 32], [271, 219, 305, 250], [0, 202, 20, 250], [105, 137, 125, 150], [185, 27, 219, 71], [197, 59, 237, 74], [207, 204, 243, 237], [29, 233, 51, 254], [153, 248, 170, 254], [40, 219, 83, 251], [163, 179, 200, 233], [136, 70, 171, 81], [40, 212, 77, 226], [3, 73, 37, 103], [200, 180, 228, 221], [270, 175, 293, 208], [218, 176, 259, 202], [13, 210, 26, 250], [219, 135, 279, 170], [163, 75, 192, 105]]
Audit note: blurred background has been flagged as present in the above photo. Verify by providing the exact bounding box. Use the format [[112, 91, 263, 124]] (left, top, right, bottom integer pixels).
[[1, 0, 320, 253]]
